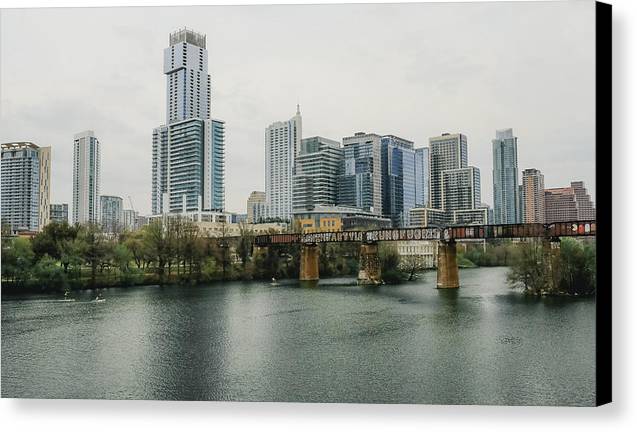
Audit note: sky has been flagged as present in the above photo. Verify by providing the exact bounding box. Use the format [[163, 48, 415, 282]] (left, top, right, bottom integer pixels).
[[0, 1, 596, 215]]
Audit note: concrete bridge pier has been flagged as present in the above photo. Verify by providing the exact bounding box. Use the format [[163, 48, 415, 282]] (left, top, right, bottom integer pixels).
[[358, 242, 382, 285], [299, 243, 320, 286], [437, 240, 459, 289]]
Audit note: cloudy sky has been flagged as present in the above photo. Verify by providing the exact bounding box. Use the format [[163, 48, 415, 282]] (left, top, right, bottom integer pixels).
[[0, 1, 596, 214]]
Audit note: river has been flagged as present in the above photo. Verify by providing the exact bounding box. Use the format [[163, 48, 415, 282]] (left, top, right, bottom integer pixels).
[[1, 267, 595, 405]]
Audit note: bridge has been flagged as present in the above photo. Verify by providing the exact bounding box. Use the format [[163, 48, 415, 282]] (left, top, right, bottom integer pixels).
[[253, 221, 597, 288]]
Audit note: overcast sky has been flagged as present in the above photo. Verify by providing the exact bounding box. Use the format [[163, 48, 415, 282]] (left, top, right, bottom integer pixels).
[[0, 1, 596, 215]]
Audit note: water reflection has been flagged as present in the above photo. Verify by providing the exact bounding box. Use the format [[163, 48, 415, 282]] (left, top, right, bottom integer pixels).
[[1, 267, 595, 405]]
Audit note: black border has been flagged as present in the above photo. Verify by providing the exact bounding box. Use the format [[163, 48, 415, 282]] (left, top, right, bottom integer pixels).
[[595, 0, 612, 407]]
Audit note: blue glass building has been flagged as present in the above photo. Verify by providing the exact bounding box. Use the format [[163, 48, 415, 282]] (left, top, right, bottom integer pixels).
[[492, 128, 519, 224]]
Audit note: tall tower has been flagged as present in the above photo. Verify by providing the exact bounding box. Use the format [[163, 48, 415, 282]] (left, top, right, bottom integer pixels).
[[73, 130, 101, 224], [152, 28, 225, 215], [164, 28, 210, 123], [521, 168, 545, 223], [1, 142, 51, 232], [492, 128, 519, 224], [428, 133, 468, 210], [264, 106, 302, 221], [337, 132, 383, 215]]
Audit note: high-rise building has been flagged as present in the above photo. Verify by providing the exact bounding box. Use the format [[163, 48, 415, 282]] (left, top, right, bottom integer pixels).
[[72, 130, 101, 225], [337, 132, 383, 215], [152, 29, 225, 215], [415, 147, 429, 208], [492, 128, 519, 224], [293, 136, 342, 211], [518, 184, 525, 224], [265, 107, 302, 221], [381, 135, 417, 227], [441, 166, 481, 212], [521, 168, 545, 223], [100, 195, 123, 233], [50, 203, 69, 224], [122, 209, 138, 231], [164, 28, 210, 124], [544, 181, 595, 223], [429, 133, 467, 210], [1, 142, 51, 232], [246, 191, 266, 223]]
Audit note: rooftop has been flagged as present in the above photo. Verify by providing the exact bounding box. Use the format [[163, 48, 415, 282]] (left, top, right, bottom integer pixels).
[[169, 28, 206, 49]]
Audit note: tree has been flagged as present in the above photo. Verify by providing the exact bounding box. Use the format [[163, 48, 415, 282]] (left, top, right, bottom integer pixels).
[[142, 219, 171, 284], [32, 222, 78, 263], [32, 255, 67, 291], [379, 243, 403, 284], [1, 237, 34, 287], [236, 222, 254, 271], [507, 240, 550, 295], [76, 223, 108, 288]]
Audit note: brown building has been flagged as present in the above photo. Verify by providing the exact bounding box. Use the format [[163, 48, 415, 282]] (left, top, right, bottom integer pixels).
[[544, 181, 596, 223], [521, 168, 545, 223]]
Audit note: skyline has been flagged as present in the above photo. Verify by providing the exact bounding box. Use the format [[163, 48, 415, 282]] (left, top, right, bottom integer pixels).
[[0, 2, 595, 214]]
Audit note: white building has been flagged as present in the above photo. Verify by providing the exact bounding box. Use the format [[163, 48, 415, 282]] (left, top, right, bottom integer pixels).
[[265, 106, 302, 221], [152, 29, 225, 215], [1, 142, 51, 232], [72, 130, 100, 224], [100, 195, 123, 233], [397, 240, 437, 270]]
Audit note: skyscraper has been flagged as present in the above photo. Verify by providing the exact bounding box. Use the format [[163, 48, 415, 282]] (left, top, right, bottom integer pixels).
[[441, 166, 481, 212], [1, 142, 51, 232], [521, 168, 545, 223], [492, 128, 519, 224], [429, 133, 467, 210], [164, 28, 210, 124], [152, 28, 225, 215], [293, 136, 342, 211], [265, 106, 302, 221], [73, 130, 100, 224], [100, 195, 123, 233], [337, 132, 383, 215], [381, 135, 417, 227], [415, 147, 429, 208]]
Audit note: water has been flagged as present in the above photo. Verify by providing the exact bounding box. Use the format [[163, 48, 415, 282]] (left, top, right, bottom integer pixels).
[[1, 267, 595, 405]]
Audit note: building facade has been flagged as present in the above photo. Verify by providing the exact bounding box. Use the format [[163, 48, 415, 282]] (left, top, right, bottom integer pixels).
[[544, 181, 595, 223], [1, 142, 51, 232], [293, 136, 342, 211], [152, 29, 225, 215], [415, 147, 429, 208], [50, 203, 69, 224], [100, 195, 124, 233], [397, 241, 437, 270], [164, 28, 210, 124], [293, 205, 391, 233], [492, 128, 519, 224], [521, 168, 545, 223], [381, 135, 417, 227], [122, 209, 138, 231], [265, 107, 302, 221], [429, 133, 468, 210], [73, 130, 101, 224], [247, 191, 267, 223], [337, 132, 383, 215]]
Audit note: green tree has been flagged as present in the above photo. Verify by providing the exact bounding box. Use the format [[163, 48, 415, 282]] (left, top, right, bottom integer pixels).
[[1, 237, 35, 287], [32, 255, 67, 291]]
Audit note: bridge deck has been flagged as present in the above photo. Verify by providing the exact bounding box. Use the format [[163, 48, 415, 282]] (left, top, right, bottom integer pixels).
[[253, 221, 596, 246]]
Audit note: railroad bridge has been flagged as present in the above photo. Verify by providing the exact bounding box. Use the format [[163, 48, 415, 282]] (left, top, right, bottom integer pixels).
[[253, 221, 596, 288]]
